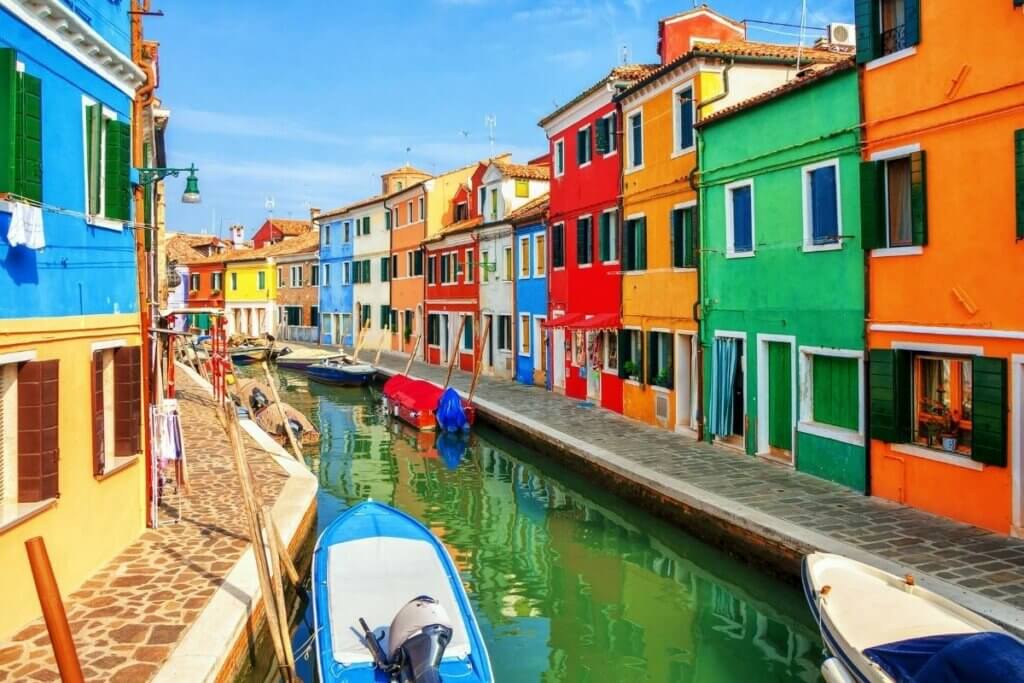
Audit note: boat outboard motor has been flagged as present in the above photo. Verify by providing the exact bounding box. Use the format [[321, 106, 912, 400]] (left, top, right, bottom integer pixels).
[[249, 387, 270, 413], [286, 417, 305, 440], [363, 596, 452, 683]]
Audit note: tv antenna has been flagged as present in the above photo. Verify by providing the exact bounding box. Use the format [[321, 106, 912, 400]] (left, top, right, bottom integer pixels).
[[621, 44, 630, 64], [265, 196, 275, 214], [484, 114, 497, 157]]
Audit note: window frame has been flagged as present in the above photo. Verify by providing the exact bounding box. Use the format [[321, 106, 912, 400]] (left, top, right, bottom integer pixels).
[[671, 201, 698, 270], [577, 123, 592, 168], [497, 315, 512, 352], [603, 330, 618, 374], [322, 263, 331, 286], [81, 97, 123, 230], [576, 214, 593, 267], [518, 314, 532, 357], [189, 273, 200, 291], [533, 233, 546, 277], [625, 107, 644, 172], [554, 139, 565, 177], [798, 346, 865, 447], [551, 222, 566, 270], [802, 158, 843, 252], [672, 81, 696, 157], [623, 214, 647, 272], [600, 209, 619, 264], [725, 179, 756, 258], [518, 235, 531, 279], [503, 245, 513, 281], [601, 111, 618, 157]]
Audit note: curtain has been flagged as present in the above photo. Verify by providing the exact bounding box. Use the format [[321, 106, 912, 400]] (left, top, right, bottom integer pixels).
[[710, 338, 739, 437], [887, 157, 913, 246]]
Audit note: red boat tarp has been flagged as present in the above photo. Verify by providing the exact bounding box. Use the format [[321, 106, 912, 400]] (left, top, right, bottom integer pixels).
[[383, 375, 444, 411]]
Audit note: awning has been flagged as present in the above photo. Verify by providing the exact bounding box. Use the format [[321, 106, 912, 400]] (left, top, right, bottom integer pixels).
[[571, 313, 619, 330], [541, 313, 583, 329]]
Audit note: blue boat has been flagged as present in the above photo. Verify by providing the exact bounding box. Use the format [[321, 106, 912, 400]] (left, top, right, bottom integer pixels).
[[313, 501, 494, 683], [306, 360, 376, 387]]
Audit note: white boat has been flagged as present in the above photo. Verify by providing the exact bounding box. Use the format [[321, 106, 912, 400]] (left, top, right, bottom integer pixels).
[[274, 346, 344, 369], [802, 552, 1024, 683]]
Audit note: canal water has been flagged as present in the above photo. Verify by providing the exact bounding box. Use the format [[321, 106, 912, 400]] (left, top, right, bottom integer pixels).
[[273, 371, 824, 682]]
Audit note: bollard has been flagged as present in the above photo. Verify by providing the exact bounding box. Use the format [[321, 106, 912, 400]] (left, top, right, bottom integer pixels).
[[25, 537, 85, 683]]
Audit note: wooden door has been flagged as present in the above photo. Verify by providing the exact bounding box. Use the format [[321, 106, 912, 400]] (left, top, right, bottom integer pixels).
[[767, 341, 793, 457]]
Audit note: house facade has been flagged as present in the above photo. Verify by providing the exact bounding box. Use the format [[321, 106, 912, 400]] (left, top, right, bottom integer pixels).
[[540, 64, 655, 412], [275, 242, 320, 343], [476, 218, 515, 379], [387, 181, 428, 354], [225, 252, 276, 337], [699, 62, 867, 491], [351, 196, 391, 351], [182, 259, 225, 332], [316, 209, 355, 347], [424, 217, 481, 371], [511, 195, 550, 387], [0, 0, 147, 638], [859, 0, 1024, 534], [251, 217, 310, 249]]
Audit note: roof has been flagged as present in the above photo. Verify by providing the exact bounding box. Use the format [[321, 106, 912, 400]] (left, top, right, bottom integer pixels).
[[658, 4, 745, 31], [696, 59, 855, 128], [187, 230, 319, 265], [317, 193, 389, 220], [617, 40, 851, 100], [538, 64, 660, 128], [383, 164, 431, 177], [266, 218, 311, 237], [165, 234, 206, 263], [425, 215, 483, 244], [507, 193, 549, 225], [491, 160, 550, 181]]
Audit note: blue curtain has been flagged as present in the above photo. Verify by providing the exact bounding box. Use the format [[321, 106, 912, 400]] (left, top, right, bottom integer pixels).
[[709, 338, 739, 437], [811, 165, 838, 244]]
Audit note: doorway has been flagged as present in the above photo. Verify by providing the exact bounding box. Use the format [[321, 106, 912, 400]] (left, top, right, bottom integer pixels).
[[537, 319, 549, 386], [757, 335, 796, 465], [710, 335, 745, 449], [553, 328, 565, 391], [586, 331, 601, 402], [675, 333, 694, 432]]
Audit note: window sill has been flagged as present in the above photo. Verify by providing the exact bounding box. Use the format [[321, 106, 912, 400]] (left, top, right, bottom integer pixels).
[[651, 385, 673, 394], [726, 251, 755, 259], [533, 272, 546, 278], [798, 421, 864, 447], [0, 498, 57, 535], [866, 46, 917, 71], [95, 455, 140, 481], [802, 242, 842, 253], [624, 378, 643, 387], [86, 215, 125, 232], [625, 165, 645, 175], [623, 270, 646, 276], [602, 151, 618, 159], [889, 442, 983, 471], [671, 267, 698, 273], [671, 146, 696, 159], [603, 369, 619, 376], [578, 263, 593, 269], [578, 162, 592, 169], [871, 246, 923, 258]]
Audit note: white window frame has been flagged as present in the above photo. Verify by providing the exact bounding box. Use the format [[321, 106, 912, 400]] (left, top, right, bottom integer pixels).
[[797, 346, 865, 448], [518, 235, 531, 279], [577, 122, 592, 168], [290, 265, 302, 288], [81, 96, 123, 231], [322, 223, 331, 246], [533, 232, 546, 278], [869, 143, 923, 257], [212, 272, 223, 292], [554, 139, 565, 177], [503, 245, 513, 282], [189, 273, 200, 291], [802, 158, 843, 253], [725, 179, 756, 259], [601, 111, 617, 157], [406, 200, 413, 225], [311, 264, 319, 286], [465, 248, 475, 284], [277, 267, 285, 288], [671, 80, 696, 157], [497, 314, 513, 352], [519, 314, 532, 357], [601, 208, 619, 264], [625, 107, 644, 173], [460, 314, 474, 352]]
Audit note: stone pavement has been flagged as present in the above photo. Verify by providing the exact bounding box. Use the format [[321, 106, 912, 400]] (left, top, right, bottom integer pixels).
[[0, 374, 290, 682], [362, 347, 1024, 633]]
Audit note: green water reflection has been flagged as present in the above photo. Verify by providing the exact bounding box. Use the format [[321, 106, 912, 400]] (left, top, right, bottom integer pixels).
[[274, 372, 824, 682]]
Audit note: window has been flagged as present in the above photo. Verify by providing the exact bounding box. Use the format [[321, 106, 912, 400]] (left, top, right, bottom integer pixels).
[[290, 265, 302, 287], [534, 234, 546, 277], [230, 272, 238, 291], [604, 331, 618, 372], [912, 356, 975, 456], [407, 200, 413, 224], [503, 246, 513, 281], [428, 314, 441, 345], [855, 0, 920, 64], [0, 358, 60, 504], [1017, 129, 1024, 241], [189, 273, 200, 291], [404, 309, 413, 338], [552, 223, 565, 268], [380, 305, 391, 330], [577, 125, 592, 166], [596, 113, 617, 154], [490, 188, 498, 220], [360, 304, 371, 328], [627, 110, 643, 169], [480, 249, 491, 283], [623, 217, 647, 271], [498, 315, 512, 351], [311, 265, 319, 286], [362, 216, 370, 235], [671, 205, 697, 268], [285, 306, 302, 326], [648, 332, 673, 389], [726, 181, 754, 256], [465, 249, 475, 284], [886, 156, 912, 247], [277, 267, 285, 288], [519, 314, 531, 356], [310, 306, 319, 327], [576, 215, 593, 265], [880, 0, 910, 55], [343, 221, 351, 242], [418, 196, 424, 221], [342, 261, 351, 285], [515, 179, 529, 198], [674, 85, 695, 153], [322, 224, 331, 245], [599, 210, 618, 263], [380, 256, 390, 282], [341, 313, 353, 338], [462, 315, 474, 351], [808, 355, 859, 431], [397, 181, 403, 190], [89, 346, 142, 477], [212, 272, 223, 292], [804, 161, 841, 248], [427, 255, 436, 284], [619, 330, 644, 381], [455, 202, 468, 221], [440, 254, 450, 284], [392, 254, 399, 279], [862, 152, 927, 249], [257, 271, 266, 290], [385, 209, 393, 230], [322, 263, 330, 286], [519, 237, 530, 278], [478, 186, 486, 215], [0, 51, 42, 204], [554, 139, 565, 176]]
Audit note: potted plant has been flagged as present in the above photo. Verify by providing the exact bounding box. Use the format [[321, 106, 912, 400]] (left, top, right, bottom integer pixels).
[[941, 409, 961, 453], [404, 325, 412, 343], [210, 288, 222, 297], [188, 288, 200, 298], [655, 368, 672, 389], [623, 360, 640, 382]]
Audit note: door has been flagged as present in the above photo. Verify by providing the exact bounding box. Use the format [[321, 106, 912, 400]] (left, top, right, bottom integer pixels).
[[675, 334, 693, 430], [553, 328, 565, 390], [731, 340, 745, 442], [538, 323, 549, 386], [767, 341, 793, 461], [586, 332, 601, 402]]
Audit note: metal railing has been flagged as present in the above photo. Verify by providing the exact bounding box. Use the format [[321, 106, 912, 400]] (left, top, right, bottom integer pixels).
[[881, 24, 908, 55], [278, 325, 319, 343]]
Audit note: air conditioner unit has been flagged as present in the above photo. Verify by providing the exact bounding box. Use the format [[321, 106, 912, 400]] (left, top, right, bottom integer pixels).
[[828, 23, 856, 48]]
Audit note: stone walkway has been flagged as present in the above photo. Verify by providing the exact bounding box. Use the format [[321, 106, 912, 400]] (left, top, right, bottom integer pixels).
[[361, 347, 1024, 633], [0, 374, 290, 682]]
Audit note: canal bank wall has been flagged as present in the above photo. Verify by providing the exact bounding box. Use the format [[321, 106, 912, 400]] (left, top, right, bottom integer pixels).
[[363, 353, 1024, 636]]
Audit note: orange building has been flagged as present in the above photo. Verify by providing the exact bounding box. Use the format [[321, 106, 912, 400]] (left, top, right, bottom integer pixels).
[[860, 0, 1024, 534]]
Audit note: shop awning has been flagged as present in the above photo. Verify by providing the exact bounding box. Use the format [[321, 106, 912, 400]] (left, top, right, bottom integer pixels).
[[571, 313, 619, 330], [542, 313, 583, 329]]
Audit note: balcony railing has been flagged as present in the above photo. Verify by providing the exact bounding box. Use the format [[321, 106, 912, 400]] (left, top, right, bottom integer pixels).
[[881, 24, 908, 55]]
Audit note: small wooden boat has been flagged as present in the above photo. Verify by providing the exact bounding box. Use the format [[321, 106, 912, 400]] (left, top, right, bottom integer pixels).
[[229, 344, 271, 366], [802, 552, 1024, 683], [276, 346, 345, 370], [306, 360, 376, 387], [382, 375, 476, 432], [313, 500, 493, 683], [253, 401, 319, 446]]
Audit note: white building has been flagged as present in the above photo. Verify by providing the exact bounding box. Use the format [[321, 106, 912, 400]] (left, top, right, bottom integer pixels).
[[350, 196, 391, 351]]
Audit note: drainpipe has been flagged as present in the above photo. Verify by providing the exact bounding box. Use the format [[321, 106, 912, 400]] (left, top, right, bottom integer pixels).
[[858, 65, 873, 496], [610, 82, 627, 388], [695, 59, 734, 117]]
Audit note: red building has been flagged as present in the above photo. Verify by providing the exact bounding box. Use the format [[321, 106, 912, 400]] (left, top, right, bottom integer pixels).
[[423, 216, 482, 371], [656, 5, 745, 63], [251, 217, 311, 249], [539, 64, 656, 412], [181, 258, 226, 331]]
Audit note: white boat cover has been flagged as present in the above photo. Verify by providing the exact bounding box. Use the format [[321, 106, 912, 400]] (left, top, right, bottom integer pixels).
[[327, 537, 472, 666]]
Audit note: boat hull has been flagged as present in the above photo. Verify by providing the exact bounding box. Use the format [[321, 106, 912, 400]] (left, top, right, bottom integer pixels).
[[307, 366, 375, 386], [382, 375, 476, 432]]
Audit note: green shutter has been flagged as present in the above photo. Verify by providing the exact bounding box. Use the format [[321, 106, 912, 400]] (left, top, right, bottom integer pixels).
[[0, 49, 15, 195], [813, 356, 859, 431], [671, 209, 684, 268], [363, 216, 370, 234], [385, 210, 392, 230], [104, 119, 130, 221], [869, 349, 911, 443], [15, 71, 42, 202], [854, 0, 880, 64], [381, 256, 389, 281], [414, 249, 423, 275], [576, 128, 586, 165], [909, 151, 927, 246], [618, 329, 628, 379], [860, 161, 886, 250], [598, 212, 609, 261], [904, 0, 921, 47], [595, 117, 609, 154], [972, 357, 1007, 466], [1015, 130, 1024, 240], [380, 305, 391, 329], [637, 217, 647, 270], [646, 332, 656, 384], [686, 206, 698, 268]]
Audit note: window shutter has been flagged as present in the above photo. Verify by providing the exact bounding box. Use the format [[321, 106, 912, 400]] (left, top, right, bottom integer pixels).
[[576, 128, 586, 165], [18, 359, 59, 502], [1015, 130, 1024, 240], [972, 357, 1007, 466], [637, 217, 647, 269], [904, 0, 921, 47], [114, 346, 141, 456], [385, 210, 392, 230], [909, 151, 927, 246], [414, 250, 423, 275], [576, 220, 586, 264], [15, 71, 43, 202], [646, 332, 657, 385], [91, 350, 105, 476], [686, 206, 699, 268], [860, 161, 886, 250], [638, 332, 646, 385], [679, 88, 694, 150], [598, 213, 609, 261], [617, 330, 629, 378], [595, 118, 609, 154], [104, 119, 131, 221], [381, 256, 389, 282], [0, 49, 15, 194], [869, 349, 911, 443], [854, 0, 880, 64], [671, 209, 684, 268]]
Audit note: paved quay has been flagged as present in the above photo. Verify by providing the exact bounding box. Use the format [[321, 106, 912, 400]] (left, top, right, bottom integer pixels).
[[0, 370, 317, 683], [353, 347, 1024, 634]]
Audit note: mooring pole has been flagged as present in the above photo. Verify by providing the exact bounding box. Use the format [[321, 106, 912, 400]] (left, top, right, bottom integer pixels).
[[25, 537, 85, 683]]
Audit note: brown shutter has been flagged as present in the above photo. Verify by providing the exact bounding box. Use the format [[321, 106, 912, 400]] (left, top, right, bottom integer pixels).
[[92, 350, 105, 475], [18, 360, 59, 502], [114, 346, 141, 456]]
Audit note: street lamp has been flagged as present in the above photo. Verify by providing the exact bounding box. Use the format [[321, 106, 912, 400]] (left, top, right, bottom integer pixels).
[[136, 163, 202, 204]]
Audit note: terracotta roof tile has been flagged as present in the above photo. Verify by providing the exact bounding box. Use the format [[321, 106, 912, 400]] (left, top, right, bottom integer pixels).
[[267, 218, 311, 236], [538, 64, 660, 128], [507, 193, 550, 225], [383, 164, 431, 177], [188, 230, 319, 265], [165, 235, 204, 264], [492, 161, 550, 181]]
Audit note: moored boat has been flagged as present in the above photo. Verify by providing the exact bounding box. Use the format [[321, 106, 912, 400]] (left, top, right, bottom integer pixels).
[[276, 346, 345, 370], [382, 375, 476, 432], [312, 500, 493, 683], [229, 344, 271, 365], [802, 552, 1024, 683], [306, 360, 376, 387]]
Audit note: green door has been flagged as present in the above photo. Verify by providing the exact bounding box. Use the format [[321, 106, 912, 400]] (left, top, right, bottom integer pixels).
[[767, 342, 792, 453]]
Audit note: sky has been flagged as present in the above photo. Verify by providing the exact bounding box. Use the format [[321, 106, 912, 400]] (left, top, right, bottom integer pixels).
[[149, 0, 853, 238]]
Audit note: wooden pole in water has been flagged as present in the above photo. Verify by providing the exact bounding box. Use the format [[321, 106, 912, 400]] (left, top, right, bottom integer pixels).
[[258, 505, 296, 675], [261, 361, 304, 463], [266, 509, 300, 586], [374, 326, 389, 366], [467, 315, 492, 403], [24, 537, 85, 683], [352, 319, 371, 362], [404, 334, 422, 376], [445, 315, 468, 389]]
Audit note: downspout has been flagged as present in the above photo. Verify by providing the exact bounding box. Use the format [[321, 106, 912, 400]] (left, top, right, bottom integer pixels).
[[609, 81, 627, 389], [857, 65, 872, 496]]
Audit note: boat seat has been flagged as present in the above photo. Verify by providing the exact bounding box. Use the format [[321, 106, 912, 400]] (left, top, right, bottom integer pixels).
[[327, 537, 472, 666]]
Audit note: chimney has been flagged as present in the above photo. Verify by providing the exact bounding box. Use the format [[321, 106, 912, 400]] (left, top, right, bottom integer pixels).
[[230, 224, 245, 249]]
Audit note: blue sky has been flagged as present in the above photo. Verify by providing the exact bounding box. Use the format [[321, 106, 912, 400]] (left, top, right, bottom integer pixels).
[[150, 0, 852, 237]]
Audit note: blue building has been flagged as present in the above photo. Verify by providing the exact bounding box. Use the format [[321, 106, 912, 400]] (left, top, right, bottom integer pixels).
[[317, 208, 354, 346], [510, 196, 549, 387], [0, 0, 150, 638]]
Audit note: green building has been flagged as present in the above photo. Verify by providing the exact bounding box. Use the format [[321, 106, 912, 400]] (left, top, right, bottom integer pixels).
[[697, 61, 867, 491]]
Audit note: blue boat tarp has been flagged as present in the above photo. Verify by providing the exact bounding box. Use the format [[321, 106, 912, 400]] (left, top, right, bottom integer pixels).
[[864, 632, 1024, 683], [436, 387, 469, 432]]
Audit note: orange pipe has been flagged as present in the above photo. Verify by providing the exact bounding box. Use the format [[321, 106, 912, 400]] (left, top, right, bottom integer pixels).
[[25, 537, 84, 683]]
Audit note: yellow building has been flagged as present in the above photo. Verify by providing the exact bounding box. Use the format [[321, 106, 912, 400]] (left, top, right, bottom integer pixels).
[[616, 34, 846, 433]]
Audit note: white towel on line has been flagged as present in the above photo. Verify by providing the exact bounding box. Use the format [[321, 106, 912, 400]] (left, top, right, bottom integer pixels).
[[7, 201, 45, 250]]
